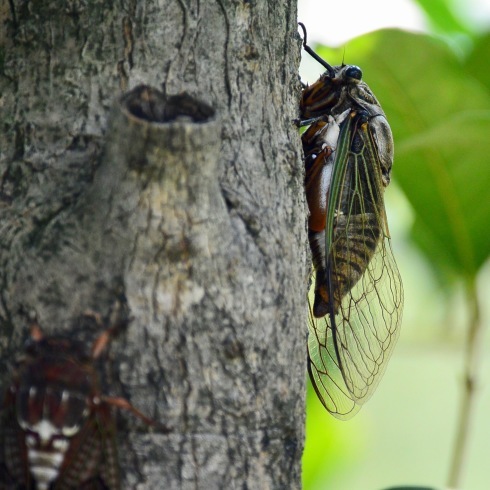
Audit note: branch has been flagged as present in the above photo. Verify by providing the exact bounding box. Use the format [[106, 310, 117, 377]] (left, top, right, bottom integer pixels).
[[447, 279, 483, 488]]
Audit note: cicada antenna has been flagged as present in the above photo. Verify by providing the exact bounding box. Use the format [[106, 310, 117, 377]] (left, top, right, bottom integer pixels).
[[298, 22, 336, 78]]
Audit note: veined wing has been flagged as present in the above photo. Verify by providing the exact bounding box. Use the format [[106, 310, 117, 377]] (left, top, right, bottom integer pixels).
[[307, 111, 403, 419]]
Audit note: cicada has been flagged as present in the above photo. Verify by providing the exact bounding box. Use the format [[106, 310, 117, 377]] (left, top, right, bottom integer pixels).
[[0, 325, 156, 489], [299, 23, 404, 419]]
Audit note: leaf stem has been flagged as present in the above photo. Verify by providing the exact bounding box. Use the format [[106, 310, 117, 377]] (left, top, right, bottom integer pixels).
[[447, 279, 482, 488]]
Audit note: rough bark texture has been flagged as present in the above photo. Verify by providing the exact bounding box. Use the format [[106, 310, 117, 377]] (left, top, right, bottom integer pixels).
[[0, 1, 307, 488]]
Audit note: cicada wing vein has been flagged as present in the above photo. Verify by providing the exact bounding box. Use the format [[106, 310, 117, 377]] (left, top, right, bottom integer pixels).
[[307, 296, 361, 420], [333, 237, 403, 402], [307, 111, 403, 419]]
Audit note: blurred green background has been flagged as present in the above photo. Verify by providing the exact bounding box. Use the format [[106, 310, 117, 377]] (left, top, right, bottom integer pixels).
[[299, 0, 490, 489]]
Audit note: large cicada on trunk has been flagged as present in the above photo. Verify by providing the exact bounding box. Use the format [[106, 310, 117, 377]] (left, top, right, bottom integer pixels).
[[0, 326, 155, 489], [299, 24, 404, 419]]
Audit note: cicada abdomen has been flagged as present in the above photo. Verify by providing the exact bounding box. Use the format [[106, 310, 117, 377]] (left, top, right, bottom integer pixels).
[[299, 23, 403, 419], [0, 326, 155, 489]]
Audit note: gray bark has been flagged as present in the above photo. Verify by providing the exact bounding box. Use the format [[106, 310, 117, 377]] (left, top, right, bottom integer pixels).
[[0, 1, 307, 488]]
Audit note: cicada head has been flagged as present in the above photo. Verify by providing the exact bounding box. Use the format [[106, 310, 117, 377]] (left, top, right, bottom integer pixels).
[[300, 64, 382, 121]]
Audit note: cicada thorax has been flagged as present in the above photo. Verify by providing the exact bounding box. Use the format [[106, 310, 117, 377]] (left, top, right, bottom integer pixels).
[[0, 327, 149, 490]]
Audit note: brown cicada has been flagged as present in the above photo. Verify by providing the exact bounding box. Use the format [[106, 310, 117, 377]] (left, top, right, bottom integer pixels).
[[0, 325, 156, 489], [299, 23, 404, 419]]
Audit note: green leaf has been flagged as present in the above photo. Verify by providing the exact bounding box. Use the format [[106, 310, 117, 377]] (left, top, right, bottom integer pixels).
[[465, 32, 490, 93], [313, 29, 490, 281], [412, 0, 473, 36]]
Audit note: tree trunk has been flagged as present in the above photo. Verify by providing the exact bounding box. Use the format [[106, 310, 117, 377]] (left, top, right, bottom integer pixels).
[[0, 1, 307, 488]]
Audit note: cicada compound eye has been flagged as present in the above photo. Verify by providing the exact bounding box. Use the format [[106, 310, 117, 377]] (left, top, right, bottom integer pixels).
[[345, 65, 362, 81]]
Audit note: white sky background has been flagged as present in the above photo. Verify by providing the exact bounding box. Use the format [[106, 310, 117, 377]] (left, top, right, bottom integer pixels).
[[298, 0, 427, 47], [298, 0, 490, 47], [297, 0, 428, 83]]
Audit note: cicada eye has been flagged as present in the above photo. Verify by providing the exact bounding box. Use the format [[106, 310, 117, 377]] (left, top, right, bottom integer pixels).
[[345, 65, 362, 81]]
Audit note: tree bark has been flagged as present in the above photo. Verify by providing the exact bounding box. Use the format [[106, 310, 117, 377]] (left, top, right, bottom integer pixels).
[[0, 1, 307, 488]]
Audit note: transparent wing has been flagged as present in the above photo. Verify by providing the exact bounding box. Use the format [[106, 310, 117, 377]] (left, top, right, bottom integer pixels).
[[308, 293, 361, 419], [335, 236, 403, 400], [307, 112, 403, 419], [308, 237, 403, 418]]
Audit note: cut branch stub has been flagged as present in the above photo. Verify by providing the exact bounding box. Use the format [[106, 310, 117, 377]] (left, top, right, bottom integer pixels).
[[3, 84, 223, 332], [121, 85, 215, 124], [81, 84, 224, 322]]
